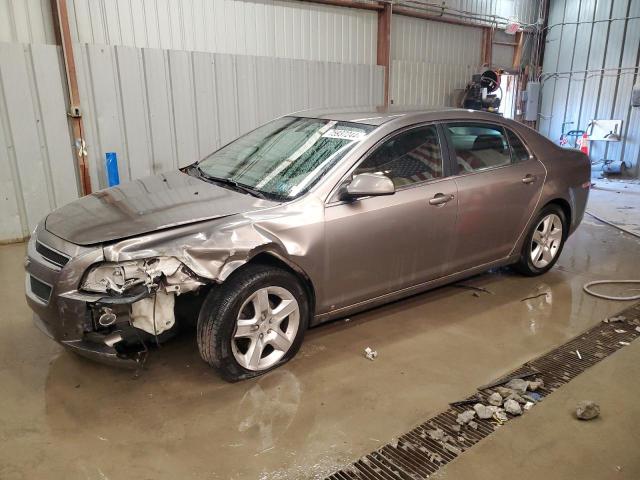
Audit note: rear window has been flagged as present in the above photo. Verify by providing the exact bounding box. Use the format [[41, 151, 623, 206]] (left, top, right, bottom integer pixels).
[[506, 129, 530, 163], [445, 123, 511, 173]]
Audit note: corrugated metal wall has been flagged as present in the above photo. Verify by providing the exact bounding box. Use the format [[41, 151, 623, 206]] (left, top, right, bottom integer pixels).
[[68, 0, 378, 63], [0, 42, 78, 242], [2, 0, 375, 64], [390, 15, 482, 106], [539, 0, 640, 175], [0, 1, 383, 242], [0, 0, 55, 43], [0, 41, 383, 240], [75, 44, 384, 191]]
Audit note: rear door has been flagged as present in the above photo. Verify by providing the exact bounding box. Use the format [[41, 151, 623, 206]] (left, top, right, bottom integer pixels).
[[442, 122, 545, 272]]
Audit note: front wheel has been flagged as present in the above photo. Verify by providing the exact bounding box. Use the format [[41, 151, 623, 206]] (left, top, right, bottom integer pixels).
[[513, 204, 567, 276], [197, 264, 309, 382]]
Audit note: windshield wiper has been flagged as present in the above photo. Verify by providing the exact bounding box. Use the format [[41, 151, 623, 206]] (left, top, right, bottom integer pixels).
[[193, 165, 267, 199]]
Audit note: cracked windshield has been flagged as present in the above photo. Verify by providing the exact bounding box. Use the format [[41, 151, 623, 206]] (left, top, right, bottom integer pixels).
[[195, 116, 375, 199]]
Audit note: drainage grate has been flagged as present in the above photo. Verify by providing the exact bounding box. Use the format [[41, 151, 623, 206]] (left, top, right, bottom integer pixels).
[[326, 302, 640, 480]]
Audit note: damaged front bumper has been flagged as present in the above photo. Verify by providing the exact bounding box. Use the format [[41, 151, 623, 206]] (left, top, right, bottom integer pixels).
[[24, 226, 163, 368], [33, 312, 142, 368]]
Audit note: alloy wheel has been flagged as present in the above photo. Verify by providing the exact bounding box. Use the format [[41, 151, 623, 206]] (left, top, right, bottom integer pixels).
[[231, 286, 300, 371], [530, 213, 563, 269]]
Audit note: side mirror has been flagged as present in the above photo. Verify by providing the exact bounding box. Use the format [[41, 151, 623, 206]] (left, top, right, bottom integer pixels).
[[342, 173, 395, 199]]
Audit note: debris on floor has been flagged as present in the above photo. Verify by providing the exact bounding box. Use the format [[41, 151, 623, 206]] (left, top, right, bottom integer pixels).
[[520, 291, 551, 302], [364, 347, 378, 361], [604, 315, 626, 323], [504, 378, 529, 394], [450, 393, 482, 407], [487, 392, 502, 406], [473, 403, 497, 419], [504, 399, 522, 416], [575, 349, 582, 360], [453, 284, 494, 295], [456, 410, 476, 425], [576, 400, 600, 420]]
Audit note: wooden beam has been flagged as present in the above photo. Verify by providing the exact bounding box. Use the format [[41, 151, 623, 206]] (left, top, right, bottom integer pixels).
[[377, 2, 392, 106], [512, 31, 525, 70], [51, 0, 92, 195], [481, 27, 493, 66]]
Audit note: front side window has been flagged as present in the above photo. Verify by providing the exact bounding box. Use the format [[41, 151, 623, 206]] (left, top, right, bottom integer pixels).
[[445, 123, 511, 174], [195, 117, 375, 199], [354, 125, 443, 187]]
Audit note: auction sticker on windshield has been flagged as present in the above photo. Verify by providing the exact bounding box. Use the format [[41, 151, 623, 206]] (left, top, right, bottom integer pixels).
[[322, 128, 367, 141]]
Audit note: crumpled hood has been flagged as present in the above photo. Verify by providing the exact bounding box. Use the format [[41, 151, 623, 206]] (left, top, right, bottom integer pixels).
[[45, 170, 277, 246]]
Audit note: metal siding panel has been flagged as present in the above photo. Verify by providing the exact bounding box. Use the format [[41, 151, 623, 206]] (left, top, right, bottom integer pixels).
[[235, 54, 259, 134], [562, 0, 595, 130], [87, 0, 106, 45], [115, 45, 154, 180], [168, 49, 198, 167], [193, 51, 221, 156], [0, 111, 24, 240], [0, 43, 51, 231], [142, 47, 176, 173], [291, 58, 307, 111], [307, 60, 324, 108], [0, 44, 28, 239], [590, 0, 623, 163], [146, 0, 161, 48], [70, 0, 94, 44], [547, 0, 580, 143], [607, 0, 639, 162], [214, 53, 239, 145], [391, 16, 481, 107], [86, 44, 126, 187], [116, 0, 135, 46], [620, 4, 640, 169], [30, 43, 79, 207], [538, 0, 567, 136]]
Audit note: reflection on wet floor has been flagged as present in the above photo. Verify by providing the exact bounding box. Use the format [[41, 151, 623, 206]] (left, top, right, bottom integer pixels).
[[1, 191, 640, 479]]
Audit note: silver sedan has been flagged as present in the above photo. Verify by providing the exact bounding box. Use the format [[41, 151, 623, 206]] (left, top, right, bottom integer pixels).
[[25, 108, 590, 381]]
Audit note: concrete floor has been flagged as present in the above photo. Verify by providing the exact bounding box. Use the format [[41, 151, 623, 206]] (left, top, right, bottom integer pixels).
[[1, 185, 639, 480]]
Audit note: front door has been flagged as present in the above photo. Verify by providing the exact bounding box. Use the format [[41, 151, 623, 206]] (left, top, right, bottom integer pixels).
[[322, 124, 459, 313], [443, 122, 546, 272]]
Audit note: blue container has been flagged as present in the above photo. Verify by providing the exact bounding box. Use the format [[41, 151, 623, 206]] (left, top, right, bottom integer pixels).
[[105, 152, 120, 187]]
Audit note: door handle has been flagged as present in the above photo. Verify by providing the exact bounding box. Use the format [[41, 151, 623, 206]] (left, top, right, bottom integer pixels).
[[522, 174, 536, 184], [429, 193, 454, 206]]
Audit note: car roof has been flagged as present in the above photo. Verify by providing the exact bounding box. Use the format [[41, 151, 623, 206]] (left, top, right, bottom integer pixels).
[[292, 106, 510, 126]]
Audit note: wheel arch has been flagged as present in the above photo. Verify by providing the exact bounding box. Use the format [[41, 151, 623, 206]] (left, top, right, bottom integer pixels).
[[243, 252, 317, 316], [544, 198, 572, 233]]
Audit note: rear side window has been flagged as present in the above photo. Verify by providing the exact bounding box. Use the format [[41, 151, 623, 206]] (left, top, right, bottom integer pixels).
[[445, 123, 511, 174], [506, 129, 530, 163], [354, 125, 443, 187]]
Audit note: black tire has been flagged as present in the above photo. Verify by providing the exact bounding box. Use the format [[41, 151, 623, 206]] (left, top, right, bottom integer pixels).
[[513, 204, 567, 276], [197, 263, 309, 382]]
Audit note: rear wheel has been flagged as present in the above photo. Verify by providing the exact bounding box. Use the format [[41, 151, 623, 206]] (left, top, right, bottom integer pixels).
[[197, 264, 309, 382], [514, 204, 567, 276]]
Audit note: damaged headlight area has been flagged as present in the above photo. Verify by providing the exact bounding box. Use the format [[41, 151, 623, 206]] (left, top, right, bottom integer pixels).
[[82, 257, 206, 337]]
